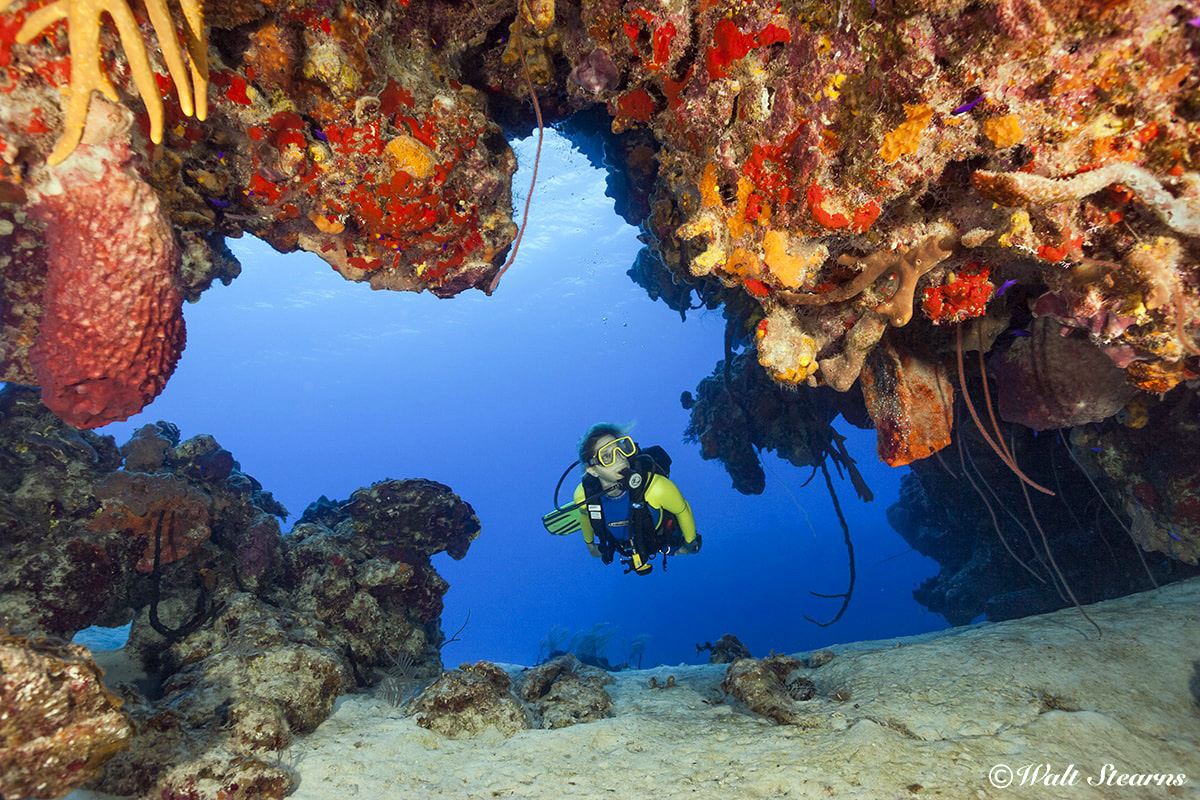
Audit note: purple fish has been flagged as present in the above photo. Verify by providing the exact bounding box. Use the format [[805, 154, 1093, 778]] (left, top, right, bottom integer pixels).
[[1188, 16, 1200, 26], [996, 278, 1018, 296], [952, 96, 984, 114]]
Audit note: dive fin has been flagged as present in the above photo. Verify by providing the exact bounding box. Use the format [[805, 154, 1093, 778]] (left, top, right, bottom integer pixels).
[[542, 506, 582, 535]]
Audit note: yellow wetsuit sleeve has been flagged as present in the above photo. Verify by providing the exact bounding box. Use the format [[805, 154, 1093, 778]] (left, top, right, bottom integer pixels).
[[645, 474, 697, 543], [573, 482, 597, 544]]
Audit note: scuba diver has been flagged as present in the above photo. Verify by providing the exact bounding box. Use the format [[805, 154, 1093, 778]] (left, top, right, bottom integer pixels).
[[543, 423, 700, 575]]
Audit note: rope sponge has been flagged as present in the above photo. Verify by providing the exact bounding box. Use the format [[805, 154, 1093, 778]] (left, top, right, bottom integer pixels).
[[972, 165, 1200, 236]]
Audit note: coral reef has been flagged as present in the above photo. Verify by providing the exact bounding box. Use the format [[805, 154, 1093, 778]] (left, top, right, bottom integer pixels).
[[284, 478, 481, 669], [696, 633, 752, 664], [515, 653, 614, 729], [0, 0, 1197, 640], [0, 386, 129, 637], [0, 385, 481, 798], [104, 592, 349, 799], [0, 632, 131, 799], [409, 661, 532, 739], [721, 654, 817, 725], [0, 0, 1196, 464], [887, 389, 1200, 624], [1, 0, 521, 424]]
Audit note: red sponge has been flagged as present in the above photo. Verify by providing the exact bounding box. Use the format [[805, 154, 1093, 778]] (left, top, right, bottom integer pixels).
[[29, 153, 185, 429]]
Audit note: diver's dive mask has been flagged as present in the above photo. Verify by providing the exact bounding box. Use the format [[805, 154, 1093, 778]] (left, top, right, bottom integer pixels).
[[590, 436, 637, 468]]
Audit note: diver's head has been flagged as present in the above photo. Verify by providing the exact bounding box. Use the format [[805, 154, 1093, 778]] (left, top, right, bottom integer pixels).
[[581, 426, 637, 489], [578, 423, 625, 464]]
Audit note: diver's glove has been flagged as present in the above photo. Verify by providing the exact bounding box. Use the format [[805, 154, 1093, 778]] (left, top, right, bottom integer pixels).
[[676, 534, 702, 555]]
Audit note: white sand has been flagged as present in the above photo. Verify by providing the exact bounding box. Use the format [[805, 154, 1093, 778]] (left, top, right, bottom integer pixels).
[[281, 577, 1200, 799], [68, 577, 1200, 799]]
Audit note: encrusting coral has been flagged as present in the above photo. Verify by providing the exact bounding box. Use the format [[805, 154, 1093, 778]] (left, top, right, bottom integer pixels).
[[0, 0, 208, 166], [2, 0, 1196, 452], [0, 632, 132, 799]]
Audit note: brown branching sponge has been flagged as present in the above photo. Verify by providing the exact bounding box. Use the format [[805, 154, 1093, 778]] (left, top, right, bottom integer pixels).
[[972, 166, 1200, 236], [779, 233, 957, 326], [0, 0, 208, 165], [764, 233, 956, 392]]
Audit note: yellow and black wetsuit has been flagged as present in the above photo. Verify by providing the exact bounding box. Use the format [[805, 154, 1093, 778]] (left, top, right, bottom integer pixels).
[[573, 472, 697, 556]]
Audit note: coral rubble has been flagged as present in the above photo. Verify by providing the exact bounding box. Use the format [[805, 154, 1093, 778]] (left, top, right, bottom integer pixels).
[[516, 653, 615, 729]]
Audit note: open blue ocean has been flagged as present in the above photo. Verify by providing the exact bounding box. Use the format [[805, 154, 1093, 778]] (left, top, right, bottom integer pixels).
[[84, 132, 946, 668]]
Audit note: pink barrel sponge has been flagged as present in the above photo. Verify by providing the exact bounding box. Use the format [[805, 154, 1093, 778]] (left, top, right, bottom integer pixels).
[[28, 149, 185, 429]]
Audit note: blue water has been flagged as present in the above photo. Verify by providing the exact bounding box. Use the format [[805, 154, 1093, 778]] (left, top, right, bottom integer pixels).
[[93, 132, 946, 668]]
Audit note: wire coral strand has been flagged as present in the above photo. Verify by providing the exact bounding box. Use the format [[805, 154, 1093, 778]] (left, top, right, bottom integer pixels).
[[486, 1, 543, 295], [1016, 445, 1103, 638], [804, 462, 856, 627], [975, 327, 1019, 471], [955, 325, 1055, 496], [958, 434, 1047, 585], [1058, 431, 1159, 589], [974, 326, 1053, 496]]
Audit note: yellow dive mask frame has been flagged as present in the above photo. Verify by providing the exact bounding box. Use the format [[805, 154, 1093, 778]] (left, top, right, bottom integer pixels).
[[591, 436, 637, 467]]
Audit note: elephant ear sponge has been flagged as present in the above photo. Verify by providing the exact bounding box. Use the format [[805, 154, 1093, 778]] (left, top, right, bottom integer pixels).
[[28, 151, 185, 429]]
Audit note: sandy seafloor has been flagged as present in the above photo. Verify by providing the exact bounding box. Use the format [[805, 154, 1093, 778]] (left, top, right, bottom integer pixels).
[[71, 577, 1200, 800]]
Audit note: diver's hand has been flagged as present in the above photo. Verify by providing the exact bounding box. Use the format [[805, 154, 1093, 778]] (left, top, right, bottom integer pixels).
[[586, 542, 603, 559]]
